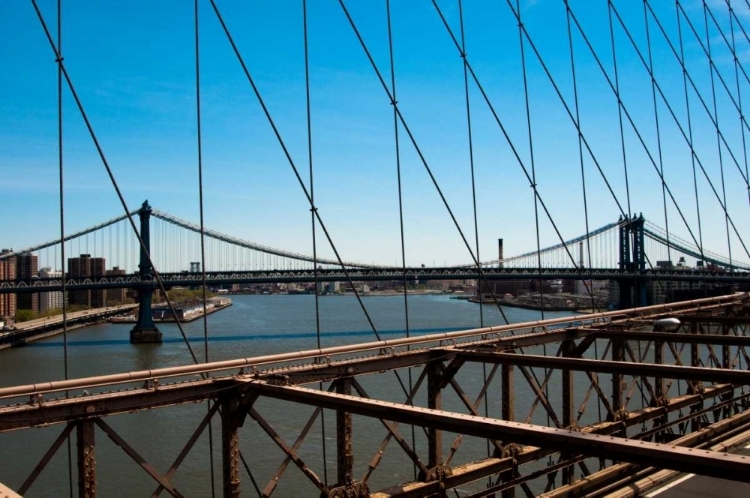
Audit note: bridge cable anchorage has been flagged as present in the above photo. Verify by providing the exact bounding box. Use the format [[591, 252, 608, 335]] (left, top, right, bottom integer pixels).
[[206, 0, 413, 400], [338, 0, 514, 325], [30, 0, 202, 367], [610, 1, 750, 260], [301, 0, 328, 487], [384, 0, 417, 483], [428, 0, 602, 312], [192, 1, 217, 496]]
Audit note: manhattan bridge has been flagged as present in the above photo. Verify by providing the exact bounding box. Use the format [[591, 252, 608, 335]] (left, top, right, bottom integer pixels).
[[2, 0, 750, 497]]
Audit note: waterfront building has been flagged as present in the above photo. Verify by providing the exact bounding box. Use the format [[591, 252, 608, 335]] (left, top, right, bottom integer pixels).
[[105, 266, 128, 304], [15, 253, 38, 311], [67, 254, 106, 308], [0, 249, 16, 318], [38, 267, 64, 312]]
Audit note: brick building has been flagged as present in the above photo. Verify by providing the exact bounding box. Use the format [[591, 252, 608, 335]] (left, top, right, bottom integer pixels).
[[68, 254, 106, 308], [16, 253, 38, 311], [0, 250, 16, 318]]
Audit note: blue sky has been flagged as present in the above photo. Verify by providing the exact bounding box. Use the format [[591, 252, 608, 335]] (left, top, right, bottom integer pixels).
[[1, 0, 749, 268]]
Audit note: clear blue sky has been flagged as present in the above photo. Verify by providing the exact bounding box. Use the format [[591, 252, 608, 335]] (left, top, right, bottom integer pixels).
[[1, 0, 748, 269]]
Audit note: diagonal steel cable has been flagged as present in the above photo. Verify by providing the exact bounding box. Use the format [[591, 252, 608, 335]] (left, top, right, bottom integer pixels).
[[206, 0, 412, 399]]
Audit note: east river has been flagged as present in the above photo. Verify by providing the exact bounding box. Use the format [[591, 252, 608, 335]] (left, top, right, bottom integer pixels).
[[0, 294, 585, 496]]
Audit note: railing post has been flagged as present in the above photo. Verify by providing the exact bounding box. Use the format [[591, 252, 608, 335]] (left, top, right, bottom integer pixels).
[[336, 377, 354, 489], [501, 356, 515, 498], [76, 419, 96, 498], [688, 321, 703, 432], [221, 396, 241, 497], [427, 362, 443, 471], [611, 338, 624, 419], [561, 340, 575, 486]]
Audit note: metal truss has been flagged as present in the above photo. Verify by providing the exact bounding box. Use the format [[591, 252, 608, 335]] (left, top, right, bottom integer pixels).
[[2, 294, 750, 496]]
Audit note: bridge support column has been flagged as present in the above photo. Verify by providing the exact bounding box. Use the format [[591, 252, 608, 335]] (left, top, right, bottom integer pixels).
[[130, 200, 162, 344], [76, 419, 96, 498], [501, 357, 515, 498], [221, 396, 242, 498], [335, 378, 354, 488], [427, 362, 443, 470], [561, 340, 575, 486]]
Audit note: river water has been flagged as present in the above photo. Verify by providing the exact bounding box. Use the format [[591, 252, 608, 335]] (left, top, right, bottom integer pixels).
[[0, 294, 585, 496]]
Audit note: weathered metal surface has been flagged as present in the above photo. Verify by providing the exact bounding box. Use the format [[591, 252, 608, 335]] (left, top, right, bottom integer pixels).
[[247, 381, 750, 482], [76, 419, 96, 498], [2, 294, 750, 497]]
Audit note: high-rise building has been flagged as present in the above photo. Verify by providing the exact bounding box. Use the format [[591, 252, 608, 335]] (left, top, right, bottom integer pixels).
[[16, 253, 38, 311], [105, 266, 128, 304], [39, 268, 64, 312], [0, 249, 16, 318], [67, 254, 106, 308]]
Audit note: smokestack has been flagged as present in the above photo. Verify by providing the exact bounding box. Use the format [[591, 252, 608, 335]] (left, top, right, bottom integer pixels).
[[578, 241, 584, 268], [498, 239, 504, 269]]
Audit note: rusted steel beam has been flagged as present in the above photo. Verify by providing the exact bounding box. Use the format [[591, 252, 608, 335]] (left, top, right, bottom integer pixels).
[[248, 381, 750, 483], [611, 338, 625, 418], [451, 351, 750, 384], [674, 314, 750, 324], [94, 418, 182, 497], [220, 396, 241, 498], [561, 340, 575, 486], [539, 407, 750, 498], [427, 362, 443, 469], [595, 330, 750, 346], [336, 378, 354, 488], [77, 419, 96, 498], [248, 407, 327, 493], [18, 422, 75, 495], [350, 378, 428, 477], [151, 400, 221, 497], [0, 379, 237, 433], [363, 368, 428, 483], [4, 294, 741, 401]]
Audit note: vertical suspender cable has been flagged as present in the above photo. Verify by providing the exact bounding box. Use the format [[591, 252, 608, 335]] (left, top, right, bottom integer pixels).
[[55, 2, 73, 496], [727, 2, 750, 208], [564, 0, 597, 314], [457, 0, 491, 476], [564, 0, 601, 425], [302, 0, 328, 486], [193, 1, 217, 496], [643, 0, 667, 414], [703, 1, 733, 273], [675, 3, 705, 262], [384, 0, 416, 481]]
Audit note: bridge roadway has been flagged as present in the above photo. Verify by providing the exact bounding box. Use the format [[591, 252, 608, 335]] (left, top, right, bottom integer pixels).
[[0, 304, 137, 348], [647, 447, 750, 497], [1, 267, 749, 293]]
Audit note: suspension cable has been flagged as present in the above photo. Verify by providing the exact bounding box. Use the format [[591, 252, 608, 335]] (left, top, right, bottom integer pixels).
[[55, 2, 73, 496], [384, 0, 417, 481], [726, 0, 750, 208], [302, 0, 328, 487], [193, 1, 217, 495]]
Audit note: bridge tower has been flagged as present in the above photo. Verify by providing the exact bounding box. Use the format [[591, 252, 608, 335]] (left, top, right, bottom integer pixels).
[[130, 200, 162, 344], [618, 214, 647, 309]]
